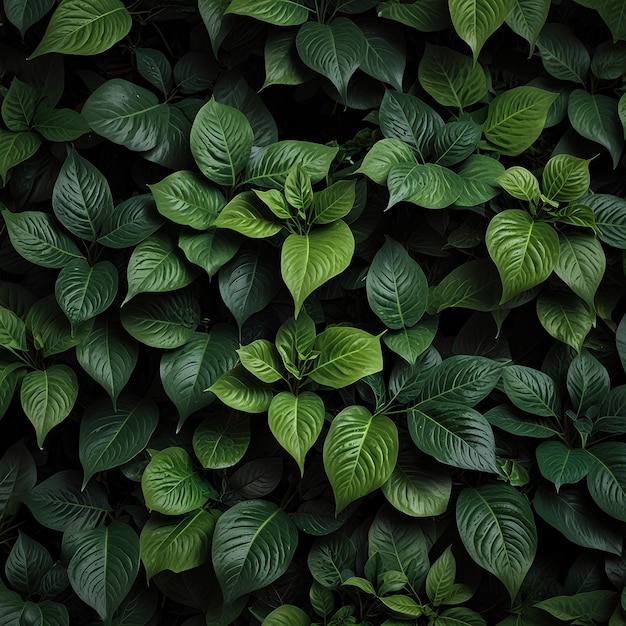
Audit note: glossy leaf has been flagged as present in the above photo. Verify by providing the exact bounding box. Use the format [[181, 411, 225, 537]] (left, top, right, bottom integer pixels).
[[536, 441, 591, 491], [497, 167, 541, 203], [537, 291, 594, 353], [502, 365, 561, 417], [358, 21, 405, 91], [193, 412, 250, 469], [377, 0, 450, 32], [505, 0, 550, 52], [209, 364, 273, 413], [214, 191, 282, 238], [178, 228, 240, 279], [357, 138, 416, 184], [311, 180, 355, 225], [0, 129, 41, 184], [587, 443, 626, 522], [324, 406, 398, 513], [567, 350, 610, 415], [135, 47, 172, 95], [238, 339, 285, 383], [226, 0, 308, 24], [537, 23, 590, 83], [0, 306, 27, 350], [4, 0, 55, 36], [2, 79, 37, 131], [33, 106, 91, 142], [383, 317, 438, 364], [433, 120, 482, 166], [5, 531, 52, 595], [387, 163, 463, 209]]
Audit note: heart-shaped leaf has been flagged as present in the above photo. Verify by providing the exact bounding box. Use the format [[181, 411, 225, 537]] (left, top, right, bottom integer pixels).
[[536, 441, 591, 491]]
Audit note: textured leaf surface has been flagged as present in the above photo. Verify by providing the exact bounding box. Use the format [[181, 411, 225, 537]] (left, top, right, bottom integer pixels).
[[505, 0, 550, 52], [587, 443, 626, 522], [226, 0, 308, 25], [209, 365, 273, 413], [537, 23, 590, 83], [537, 291, 594, 353], [193, 412, 250, 469], [98, 194, 163, 249], [502, 365, 561, 417], [536, 441, 591, 491], [0, 129, 41, 184], [4, 0, 55, 36]]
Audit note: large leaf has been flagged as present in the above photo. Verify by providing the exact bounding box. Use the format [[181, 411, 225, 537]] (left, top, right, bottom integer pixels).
[[535, 590, 617, 624], [190, 98, 254, 186], [502, 365, 561, 417], [160, 326, 239, 427], [30, 0, 131, 57], [505, 0, 550, 52], [150, 171, 225, 230], [377, 0, 450, 32], [587, 443, 626, 522], [568, 90, 624, 168], [193, 412, 250, 469], [52, 149, 112, 241], [82, 79, 168, 151], [2, 209, 82, 268], [226, 0, 308, 24], [142, 447, 216, 515], [5, 531, 52, 595], [449, 0, 515, 61], [4, 0, 55, 37], [387, 163, 463, 209], [125, 233, 195, 303], [536, 441, 591, 491], [408, 402, 498, 473], [295, 18, 365, 103], [309, 326, 383, 388], [486, 209, 559, 303], [66, 522, 139, 623], [582, 193, 626, 248], [55, 259, 118, 333], [483, 87, 558, 155], [98, 194, 163, 249], [140, 509, 220, 579], [0, 129, 41, 184], [76, 316, 139, 406], [537, 291, 594, 353], [21, 365, 78, 448], [282, 220, 354, 315], [212, 499, 298, 602], [268, 391, 324, 476], [323, 406, 398, 513], [418, 44, 487, 110], [537, 23, 590, 83], [79, 396, 159, 486], [456, 484, 537, 601]]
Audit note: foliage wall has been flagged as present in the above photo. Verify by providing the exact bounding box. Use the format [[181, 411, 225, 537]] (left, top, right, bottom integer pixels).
[[1, 0, 626, 624]]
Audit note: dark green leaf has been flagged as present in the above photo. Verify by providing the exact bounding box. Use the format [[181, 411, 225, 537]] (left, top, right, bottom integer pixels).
[[193, 412, 250, 469], [537, 23, 590, 83]]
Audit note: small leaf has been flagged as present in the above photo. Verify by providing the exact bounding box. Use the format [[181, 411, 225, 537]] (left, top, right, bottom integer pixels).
[[98, 194, 163, 249], [537, 291, 594, 353], [433, 120, 482, 166], [383, 317, 438, 363], [32, 106, 91, 142], [214, 191, 282, 238], [0, 306, 27, 350], [542, 154, 590, 202], [426, 546, 456, 606], [209, 364, 273, 413], [497, 167, 541, 202], [4, 0, 55, 37], [387, 163, 463, 209], [311, 180, 356, 225], [135, 47, 173, 95], [238, 339, 285, 383], [179, 228, 240, 279], [505, 0, 550, 52], [536, 441, 591, 491], [377, 0, 450, 32], [567, 350, 610, 415], [5, 531, 52, 595], [193, 412, 250, 469], [323, 406, 398, 513], [1, 79, 38, 131], [502, 365, 561, 417], [358, 21, 406, 91], [0, 129, 41, 184], [357, 138, 416, 184], [30, 0, 131, 57]]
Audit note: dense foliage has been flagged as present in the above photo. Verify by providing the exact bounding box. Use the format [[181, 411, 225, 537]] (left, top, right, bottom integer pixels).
[[1, 0, 626, 624]]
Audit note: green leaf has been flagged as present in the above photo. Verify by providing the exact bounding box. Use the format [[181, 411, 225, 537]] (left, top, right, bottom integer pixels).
[[0, 441, 36, 517], [378, 90, 443, 161], [263, 605, 311, 626], [358, 21, 406, 91], [435, 607, 487, 626], [4, 0, 55, 37], [140, 509, 221, 580], [311, 180, 355, 225], [433, 120, 482, 166], [426, 546, 456, 606], [486, 209, 559, 303], [505, 0, 550, 53], [79, 396, 159, 486], [244, 140, 338, 189], [555, 232, 605, 311], [282, 220, 354, 315], [193, 412, 250, 469], [583, 193, 626, 248], [0, 306, 27, 350], [593, 0, 626, 42], [212, 499, 298, 603], [209, 364, 273, 413], [568, 90, 624, 168], [380, 595, 423, 617], [82, 79, 168, 151], [24, 470, 110, 532], [408, 402, 498, 473], [382, 450, 451, 517], [567, 350, 610, 415], [21, 365, 78, 448], [1, 79, 38, 131], [283, 165, 312, 212], [309, 326, 383, 388], [30, 0, 131, 57], [536, 441, 591, 491], [377, 0, 451, 32], [533, 485, 622, 555], [323, 406, 398, 513], [190, 98, 254, 187], [179, 228, 239, 279], [418, 44, 487, 110], [537, 290, 594, 353], [5, 531, 52, 595], [502, 365, 561, 417], [268, 391, 324, 476], [387, 163, 463, 209], [0, 129, 41, 184], [150, 171, 225, 230], [67, 522, 139, 623], [263, 29, 314, 88], [591, 41, 626, 80], [238, 339, 285, 383], [587, 443, 626, 522], [226, 0, 308, 24], [160, 326, 239, 426], [141, 104, 194, 171], [120, 290, 200, 349], [483, 87, 558, 156], [356, 139, 416, 184], [32, 106, 91, 142], [382, 317, 438, 363], [55, 259, 118, 333], [295, 18, 365, 103], [76, 316, 139, 406], [449, 0, 515, 61], [214, 191, 283, 238], [535, 590, 617, 623], [455, 154, 505, 206], [497, 167, 541, 203], [543, 154, 590, 202], [142, 447, 215, 515], [457, 484, 537, 602], [124, 233, 196, 304], [219, 248, 281, 326], [135, 47, 173, 95], [98, 194, 164, 249], [537, 23, 590, 83]]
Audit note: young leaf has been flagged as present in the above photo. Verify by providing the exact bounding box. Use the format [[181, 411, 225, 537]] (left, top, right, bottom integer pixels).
[[536, 23, 590, 83], [456, 484, 537, 602], [212, 500, 298, 602], [0, 306, 27, 350], [30, 0, 132, 57], [536, 441, 591, 491], [567, 350, 610, 416], [268, 391, 324, 476], [209, 365, 273, 413], [311, 180, 355, 225], [383, 317, 438, 364], [142, 447, 216, 515], [497, 167, 541, 203], [225, 0, 308, 25], [238, 339, 285, 383], [295, 18, 365, 103], [543, 154, 591, 202], [483, 87, 558, 156], [486, 209, 560, 303], [79, 397, 159, 486], [282, 220, 355, 315], [284, 165, 313, 212], [426, 546, 456, 606], [140, 509, 220, 580], [366, 236, 428, 329], [21, 365, 78, 448], [323, 406, 398, 513], [190, 98, 254, 186], [193, 412, 250, 469]]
